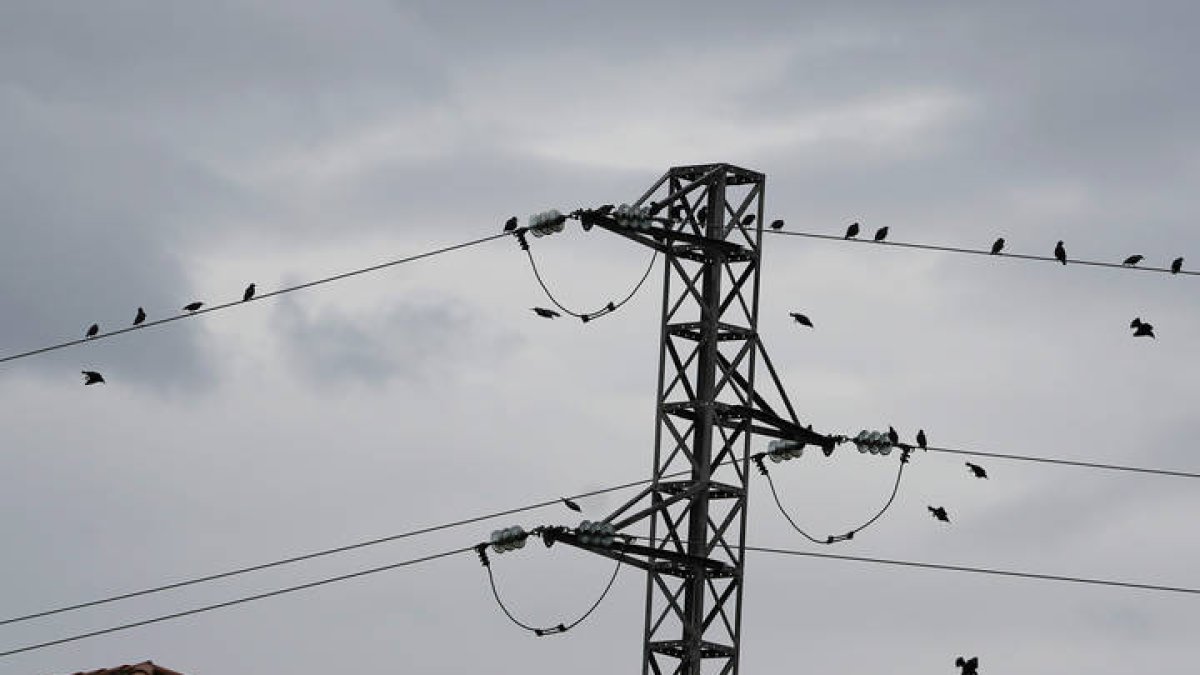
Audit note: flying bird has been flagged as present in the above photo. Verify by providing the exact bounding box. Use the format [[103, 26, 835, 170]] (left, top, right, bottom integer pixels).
[[243, 283, 256, 302], [532, 307, 560, 319], [873, 226, 889, 242], [1054, 240, 1067, 265], [770, 219, 784, 230], [133, 307, 146, 326], [561, 497, 582, 513], [955, 656, 979, 675], [1171, 257, 1184, 274], [789, 312, 813, 328], [916, 429, 927, 450], [1122, 254, 1143, 267], [887, 426, 899, 446], [82, 370, 105, 385], [990, 238, 1005, 255], [183, 302, 204, 312], [844, 222, 860, 239], [1133, 322, 1155, 338], [928, 506, 950, 523], [965, 462, 988, 479], [503, 216, 519, 232], [85, 323, 99, 339], [1130, 317, 1143, 329]]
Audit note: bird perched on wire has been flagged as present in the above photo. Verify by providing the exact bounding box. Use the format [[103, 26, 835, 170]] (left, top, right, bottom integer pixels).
[[928, 506, 950, 522], [966, 462, 988, 479], [873, 226, 889, 242], [888, 426, 900, 446], [1171, 257, 1184, 274], [770, 219, 784, 230], [561, 497, 582, 513], [532, 307, 560, 319], [183, 302, 204, 312], [243, 283, 256, 302], [844, 222, 860, 239], [1130, 318, 1155, 338], [1122, 254, 1143, 267], [503, 216, 519, 232], [916, 429, 927, 450], [740, 214, 756, 227], [82, 370, 105, 385], [789, 312, 813, 328], [990, 238, 1005, 255], [955, 656, 979, 675], [1054, 241, 1067, 265], [85, 323, 99, 339], [133, 307, 146, 326]]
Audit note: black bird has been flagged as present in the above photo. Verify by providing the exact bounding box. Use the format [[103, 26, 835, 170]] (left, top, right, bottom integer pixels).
[[1122, 254, 1143, 267], [789, 312, 813, 328], [990, 237, 1005, 255], [873, 226, 889, 242], [697, 206, 708, 225], [82, 370, 105, 385], [596, 204, 615, 216], [1133, 322, 1155, 338], [183, 302, 204, 312], [243, 283, 256, 302], [503, 216, 519, 232], [85, 323, 99, 339], [887, 426, 899, 446], [740, 214, 756, 227], [955, 656, 979, 675], [844, 222, 860, 239], [770, 219, 784, 230], [532, 307, 560, 319], [928, 506, 950, 523], [1054, 240, 1067, 265], [966, 462, 988, 479], [916, 429, 927, 450], [1130, 317, 1143, 329], [133, 307, 146, 326], [1171, 257, 1184, 274], [561, 497, 582, 513]]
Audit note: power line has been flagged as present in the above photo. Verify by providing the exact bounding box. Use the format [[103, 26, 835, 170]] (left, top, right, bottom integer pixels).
[[524, 247, 658, 321], [766, 229, 1197, 276], [921, 444, 1200, 480], [0, 546, 473, 659], [761, 458, 907, 545], [0, 231, 513, 367]]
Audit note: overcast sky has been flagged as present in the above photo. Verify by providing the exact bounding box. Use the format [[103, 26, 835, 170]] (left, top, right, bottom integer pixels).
[[1, 2, 1198, 674]]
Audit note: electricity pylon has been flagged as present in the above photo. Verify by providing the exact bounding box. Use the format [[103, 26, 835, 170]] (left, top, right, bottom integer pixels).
[[552, 164, 835, 674]]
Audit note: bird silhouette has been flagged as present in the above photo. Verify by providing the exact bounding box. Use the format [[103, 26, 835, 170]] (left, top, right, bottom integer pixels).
[[990, 238, 1005, 255], [770, 219, 784, 230], [873, 226, 889, 242], [1171, 257, 1184, 274], [243, 283, 256, 302], [1133, 322, 1155, 338], [561, 497, 582, 513], [85, 324, 99, 339], [133, 307, 146, 326], [916, 429, 927, 450], [1122, 255, 1143, 266], [928, 506, 950, 522], [532, 307, 560, 319], [82, 370, 105, 385], [183, 302, 204, 312], [844, 222, 860, 239], [887, 426, 899, 446], [955, 656, 979, 675], [697, 206, 708, 225], [503, 216, 519, 232], [595, 204, 615, 216], [1130, 317, 1143, 329], [966, 462, 988, 479], [789, 312, 813, 328], [1054, 241, 1067, 265], [741, 214, 756, 227]]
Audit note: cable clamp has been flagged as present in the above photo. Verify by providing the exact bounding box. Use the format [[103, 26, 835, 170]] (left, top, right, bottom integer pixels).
[[534, 623, 568, 637], [474, 543, 491, 568]]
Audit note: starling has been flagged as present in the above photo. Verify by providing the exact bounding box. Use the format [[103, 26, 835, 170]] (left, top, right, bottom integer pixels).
[[741, 214, 756, 227], [955, 656, 979, 675], [1130, 317, 1143, 329], [966, 462, 988, 479], [183, 302, 204, 312], [887, 426, 899, 446], [990, 237, 1005, 255], [873, 226, 889, 242], [243, 283, 256, 302], [85, 323, 99, 339], [82, 370, 105, 385], [561, 497, 582, 513], [928, 506, 950, 522], [1122, 254, 1143, 267], [532, 307, 560, 319], [1133, 322, 1155, 338], [1171, 257, 1184, 274], [916, 429, 927, 450], [789, 312, 813, 328], [1054, 240, 1067, 265], [133, 307, 146, 326], [770, 219, 784, 230], [503, 216, 519, 232], [697, 206, 708, 224], [844, 222, 860, 239]]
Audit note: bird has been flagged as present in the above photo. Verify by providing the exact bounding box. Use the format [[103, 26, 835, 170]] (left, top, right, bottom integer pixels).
[[916, 429, 927, 450], [595, 204, 615, 216], [965, 462, 988, 479], [1130, 317, 1143, 329], [183, 302, 204, 312], [85, 323, 99, 339], [844, 222, 860, 239], [955, 656, 979, 675], [133, 307, 146, 326], [532, 307, 560, 319], [740, 214, 756, 227], [928, 506, 950, 522], [873, 226, 889, 242], [1133, 322, 1155, 338], [1054, 240, 1067, 265], [1122, 254, 1143, 267], [990, 237, 1005, 255], [697, 206, 708, 224], [770, 219, 784, 230], [503, 216, 519, 232], [1171, 257, 1184, 274], [243, 283, 256, 302], [789, 312, 813, 328], [561, 497, 582, 513], [82, 370, 105, 385], [887, 426, 899, 446]]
